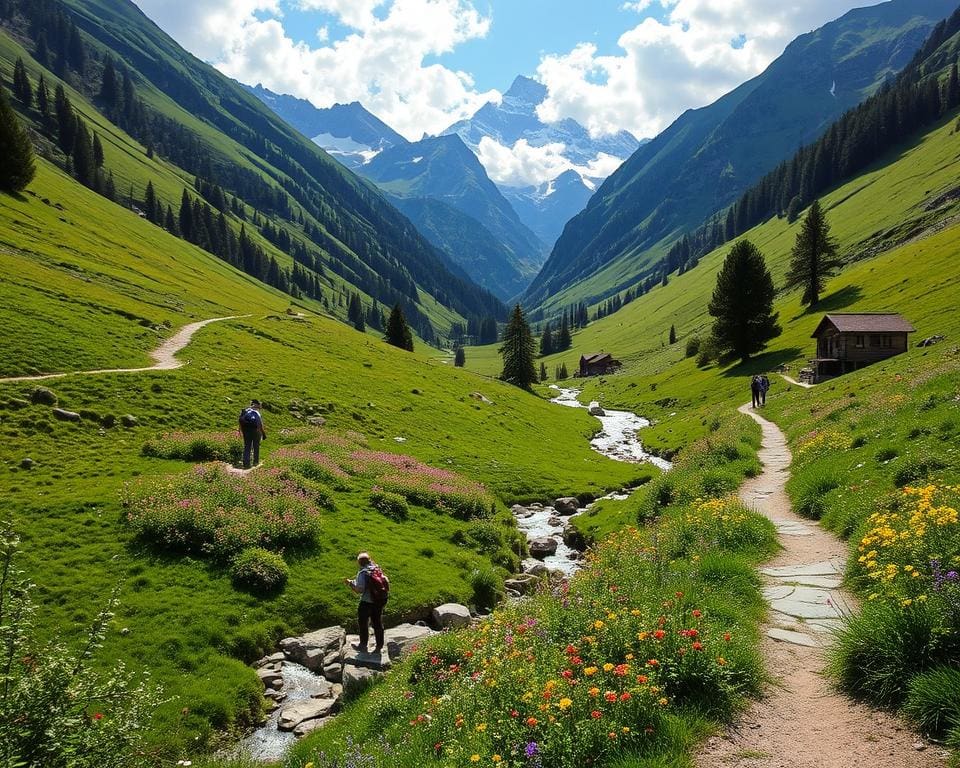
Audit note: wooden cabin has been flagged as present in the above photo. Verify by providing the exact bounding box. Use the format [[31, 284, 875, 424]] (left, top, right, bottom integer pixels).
[[808, 313, 914, 383], [579, 352, 621, 377]]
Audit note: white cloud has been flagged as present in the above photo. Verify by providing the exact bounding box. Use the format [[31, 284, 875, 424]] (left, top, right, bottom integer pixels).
[[476, 137, 622, 188], [536, 0, 867, 139], [132, 0, 497, 140]]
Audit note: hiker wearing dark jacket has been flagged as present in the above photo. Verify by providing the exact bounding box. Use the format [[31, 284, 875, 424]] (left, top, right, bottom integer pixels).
[[345, 552, 388, 653], [238, 399, 266, 469], [750, 376, 761, 408]]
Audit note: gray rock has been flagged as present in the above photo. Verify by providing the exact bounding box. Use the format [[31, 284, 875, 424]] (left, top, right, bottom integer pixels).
[[281, 626, 345, 672], [307, 415, 326, 426], [504, 574, 540, 595], [256, 668, 283, 689], [431, 603, 472, 629], [341, 637, 392, 670], [20, 458, 34, 470], [588, 404, 606, 417], [553, 497, 580, 516], [294, 716, 334, 737], [309, 678, 334, 700], [277, 698, 338, 731], [511, 504, 529, 516], [254, 652, 286, 668], [263, 688, 286, 702], [383, 623, 436, 659], [322, 663, 342, 683], [524, 562, 548, 577], [547, 516, 563, 527], [342, 665, 384, 697], [505, 588, 522, 599], [529, 537, 558, 558], [52, 408, 81, 422], [120, 414, 139, 427], [30, 387, 57, 406]]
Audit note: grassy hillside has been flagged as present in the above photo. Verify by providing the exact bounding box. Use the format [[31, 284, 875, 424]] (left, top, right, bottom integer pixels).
[[467, 103, 960, 455]]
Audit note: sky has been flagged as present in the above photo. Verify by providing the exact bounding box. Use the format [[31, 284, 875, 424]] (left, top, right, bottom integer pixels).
[[131, 0, 870, 176]]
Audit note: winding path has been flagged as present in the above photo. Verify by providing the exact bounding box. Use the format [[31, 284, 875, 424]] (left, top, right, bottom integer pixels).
[[696, 405, 947, 768], [0, 316, 246, 384]]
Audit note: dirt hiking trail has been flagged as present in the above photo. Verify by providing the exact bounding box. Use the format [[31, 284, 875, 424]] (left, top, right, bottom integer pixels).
[[695, 404, 948, 768], [0, 316, 246, 384]]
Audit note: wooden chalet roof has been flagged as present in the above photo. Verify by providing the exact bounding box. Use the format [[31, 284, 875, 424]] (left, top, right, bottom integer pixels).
[[811, 313, 915, 338], [580, 352, 614, 364]]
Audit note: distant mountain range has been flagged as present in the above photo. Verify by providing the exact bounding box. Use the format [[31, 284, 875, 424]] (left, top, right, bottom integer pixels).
[[444, 75, 643, 246], [525, 0, 959, 310]]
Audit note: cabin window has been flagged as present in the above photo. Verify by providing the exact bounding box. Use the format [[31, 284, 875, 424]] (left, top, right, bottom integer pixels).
[[880, 334, 892, 348], [855, 335, 864, 348]]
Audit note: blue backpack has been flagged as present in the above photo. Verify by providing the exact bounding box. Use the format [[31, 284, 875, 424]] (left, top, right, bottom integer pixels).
[[239, 407, 260, 429]]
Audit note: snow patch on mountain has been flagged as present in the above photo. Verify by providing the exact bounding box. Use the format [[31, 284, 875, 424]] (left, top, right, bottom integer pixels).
[[311, 132, 383, 165]]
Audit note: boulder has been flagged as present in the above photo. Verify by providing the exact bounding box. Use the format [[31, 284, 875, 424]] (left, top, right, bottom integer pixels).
[[342, 665, 384, 697], [524, 562, 548, 577], [277, 698, 338, 731], [431, 603, 472, 629], [294, 716, 334, 737], [309, 678, 335, 700], [341, 638, 392, 671], [30, 387, 58, 406], [511, 504, 529, 516], [254, 652, 285, 668], [20, 458, 34, 470], [504, 574, 540, 595], [588, 403, 606, 417], [256, 667, 283, 689], [547, 516, 563, 527], [505, 588, 522, 599], [281, 626, 345, 672], [120, 414, 139, 427], [384, 622, 436, 659], [52, 408, 81, 422], [553, 497, 580, 516], [322, 663, 342, 683], [529, 537, 558, 558], [263, 688, 286, 702], [100, 414, 116, 428], [307, 415, 326, 426]]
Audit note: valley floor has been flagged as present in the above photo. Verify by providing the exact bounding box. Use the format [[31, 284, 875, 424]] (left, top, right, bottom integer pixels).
[[696, 406, 949, 768]]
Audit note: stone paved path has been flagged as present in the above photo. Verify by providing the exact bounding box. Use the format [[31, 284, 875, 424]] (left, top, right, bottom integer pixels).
[[695, 405, 948, 768], [0, 316, 246, 383]]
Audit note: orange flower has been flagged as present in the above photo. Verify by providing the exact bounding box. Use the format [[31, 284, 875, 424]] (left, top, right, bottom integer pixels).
[[526, 717, 538, 727]]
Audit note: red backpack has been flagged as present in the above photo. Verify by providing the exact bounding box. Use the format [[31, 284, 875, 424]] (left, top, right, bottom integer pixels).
[[368, 566, 390, 604]]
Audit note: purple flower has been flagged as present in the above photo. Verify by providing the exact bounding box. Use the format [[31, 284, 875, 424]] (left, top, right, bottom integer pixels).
[[525, 741, 539, 757]]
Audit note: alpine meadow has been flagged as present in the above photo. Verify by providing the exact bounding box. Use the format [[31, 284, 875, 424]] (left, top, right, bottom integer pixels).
[[1, 1, 960, 768]]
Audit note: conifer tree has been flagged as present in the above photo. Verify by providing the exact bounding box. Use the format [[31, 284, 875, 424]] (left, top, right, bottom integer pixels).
[[35, 31, 51, 69], [669, 324, 677, 344], [0, 83, 36, 192], [539, 361, 548, 382], [454, 346, 466, 367], [784, 199, 840, 306], [708, 240, 781, 363], [36, 75, 50, 121], [143, 180, 158, 222], [92, 132, 104, 168], [557, 313, 571, 351], [54, 84, 75, 153], [539, 321, 554, 357], [71, 119, 95, 188], [499, 304, 536, 389], [385, 304, 414, 351], [12, 58, 32, 109], [100, 56, 120, 113]]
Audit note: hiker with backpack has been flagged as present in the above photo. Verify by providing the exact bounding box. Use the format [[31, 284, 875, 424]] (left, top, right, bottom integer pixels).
[[344, 552, 389, 654], [238, 399, 266, 469]]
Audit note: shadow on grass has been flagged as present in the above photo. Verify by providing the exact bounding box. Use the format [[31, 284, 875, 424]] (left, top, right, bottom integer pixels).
[[791, 285, 865, 321], [718, 347, 804, 379]]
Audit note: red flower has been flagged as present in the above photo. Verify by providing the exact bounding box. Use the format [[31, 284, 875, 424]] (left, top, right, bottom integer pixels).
[[526, 717, 538, 727], [604, 691, 617, 702], [691, 609, 702, 619], [92, 713, 103, 721], [565, 644, 577, 655], [562, 669, 574, 679], [723, 633, 732, 642], [653, 630, 665, 640], [591, 710, 602, 719], [692, 642, 703, 651], [636, 674, 648, 684], [619, 692, 631, 702], [510, 710, 519, 718]]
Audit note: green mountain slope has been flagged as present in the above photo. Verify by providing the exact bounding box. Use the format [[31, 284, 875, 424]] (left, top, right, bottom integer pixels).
[[1, 0, 505, 350], [526, 0, 957, 312], [362, 134, 546, 300]]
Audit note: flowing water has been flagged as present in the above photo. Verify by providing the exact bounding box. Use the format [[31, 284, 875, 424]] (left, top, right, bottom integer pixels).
[[512, 387, 672, 576]]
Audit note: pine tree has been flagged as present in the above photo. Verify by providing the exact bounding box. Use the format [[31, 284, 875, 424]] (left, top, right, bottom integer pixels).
[[35, 31, 51, 69], [0, 83, 36, 192], [708, 240, 781, 363], [784, 199, 840, 306], [54, 84, 75, 153], [92, 132, 104, 168], [103, 170, 116, 201], [539, 321, 554, 356], [385, 304, 414, 351], [539, 361, 548, 382], [100, 56, 120, 114], [499, 304, 536, 389], [454, 346, 466, 367], [12, 58, 32, 109], [36, 75, 50, 122], [557, 313, 571, 351], [143, 180, 158, 222], [71, 119, 95, 188], [669, 324, 677, 344]]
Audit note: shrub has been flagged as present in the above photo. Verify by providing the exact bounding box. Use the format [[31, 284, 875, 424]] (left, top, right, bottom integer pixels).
[[141, 430, 243, 464], [892, 456, 946, 488], [0, 528, 162, 768], [904, 666, 960, 738], [875, 446, 899, 462], [789, 470, 840, 519], [231, 547, 289, 593], [469, 564, 502, 610], [123, 464, 322, 559], [685, 336, 701, 358], [370, 489, 409, 521]]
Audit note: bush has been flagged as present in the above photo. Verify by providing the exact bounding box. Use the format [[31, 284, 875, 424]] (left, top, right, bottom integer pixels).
[[141, 430, 243, 464], [469, 564, 503, 610], [231, 547, 289, 593], [892, 456, 946, 488], [904, 666, 960, 738], [685, 336, 701, 358], [123, 464, 322, 559], [789, 470, 839, 519], [370, 489, 409, 521], [0, 528, 162, 768]]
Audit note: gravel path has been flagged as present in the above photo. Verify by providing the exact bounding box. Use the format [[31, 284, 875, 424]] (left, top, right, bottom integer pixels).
[[695, 404, 948, 768], [0, 316, 245, 383]]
